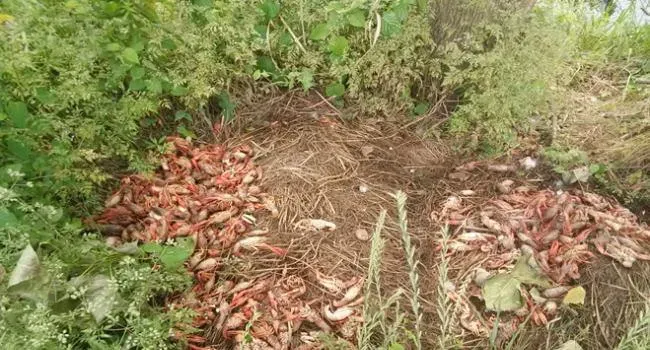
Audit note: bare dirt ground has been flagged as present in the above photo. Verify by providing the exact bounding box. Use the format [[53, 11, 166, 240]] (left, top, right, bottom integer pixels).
[[214, 93, 650, 350]]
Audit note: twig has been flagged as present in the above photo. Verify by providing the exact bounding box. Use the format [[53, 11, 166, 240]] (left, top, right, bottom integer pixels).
[[279, 16, 307, 55]]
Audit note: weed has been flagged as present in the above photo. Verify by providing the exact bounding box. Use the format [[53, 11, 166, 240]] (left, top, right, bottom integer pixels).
[[394, 191, 423, 350], [616, 302, 650, 350], [436, 225, 457, 349]]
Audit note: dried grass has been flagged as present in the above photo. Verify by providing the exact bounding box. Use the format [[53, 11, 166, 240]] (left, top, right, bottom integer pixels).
[[215, 92, 650, 349]]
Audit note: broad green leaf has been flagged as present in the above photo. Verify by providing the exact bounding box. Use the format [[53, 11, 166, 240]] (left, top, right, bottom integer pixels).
[[121, 48, 139, 64], [159, 245, 192, 269], [278, 32, 293, 47], [218, 92, 236, 122], [388, 343, 405, 350], [381, 11, 402, 37], [260, 0, 280, 20], [325, 82, 345, 97], [310, 23, 330, 41], [84, 275, 119, 323], [562, 286, 586, 305], [146, 79, 163, 95], [174, 111, 192, 122], [161, 37, 177, 50], [413, 102, 430, 116], [35, 88, 55, 104], [298, 70, 314, 91], [392, 0, 410, 20], [0, 208, 18, 227], [103, 2, 121, 16], [328, 36, 349, 56], [105, 43, 121, 52], [140, 242, 163, 254], [512, 257, 551, 288], [176, 124, 195, 139], [254, 24, 267, 39], [347, 10, 366, 28], [128, 79, 146, 91], [256, 56, 277, 73], [8, 245, 39, 287], [7, 101, 28, 128], [130, 66, 145, 79], [482, 273, 522, 312], [171, 85, 189, 96], [6, 139, 31, 160], [555, 340, 583, 350]]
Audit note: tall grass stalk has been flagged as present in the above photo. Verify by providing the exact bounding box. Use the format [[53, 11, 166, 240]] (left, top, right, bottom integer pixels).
[[436, 225, 455, 349], [394, 191, 423, 350], [358, 209, 387, 350]]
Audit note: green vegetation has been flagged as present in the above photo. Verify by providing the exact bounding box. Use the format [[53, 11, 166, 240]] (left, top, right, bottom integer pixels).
[[1, 0, 649, 348]]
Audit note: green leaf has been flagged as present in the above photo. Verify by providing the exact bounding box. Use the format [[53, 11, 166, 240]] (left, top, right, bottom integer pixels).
[[254, 24, 267, 39], [260, 0, 280, 20], [512, 257, 551, 288], [413, 102, 430, 116], [174, 111, 192, 122], [146, 79, 163, 95], [103, 2, 121, 16], [0, 208, 17, 227], [159, 241, 193, 269], [6, 139, 31, 160], [121, 48, 139, 64], [140, 242, 163, 254], [176, 124, 195, 139], [388, 343, 405, 350], [482, 273, 522, 312], [7, 101, 29, 128], [84, 275, 119, 323], [128, 79, 146, 91], [105, 42, 121, 52], [130, 66, 145, 79], [8, 245, 39, 288], [298, 70, 314, 91], [381, 11, 402, 37], [328, 36, 349, 56], [218, 92, 236, 122], [256, 56, 277, 73], [171, 85, 189, 96], [562, 286, 586, 305], [35, 88, 55, 105], [310, 23, 330, 41], [325, 82, 345, 97], [347, 10, 366, 28], [161, 37, 177, 50]]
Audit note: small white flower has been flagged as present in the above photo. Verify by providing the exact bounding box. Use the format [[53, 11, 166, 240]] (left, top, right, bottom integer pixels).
[[7, 168, 25, 179]]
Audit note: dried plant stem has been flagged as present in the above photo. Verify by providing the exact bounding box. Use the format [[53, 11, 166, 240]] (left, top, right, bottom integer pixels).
[[394, 191, 423, 350]]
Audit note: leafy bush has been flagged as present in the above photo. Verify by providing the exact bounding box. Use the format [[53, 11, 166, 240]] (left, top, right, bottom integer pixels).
[[0, 167, 193, 349], [0, 0, 261, 206]]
